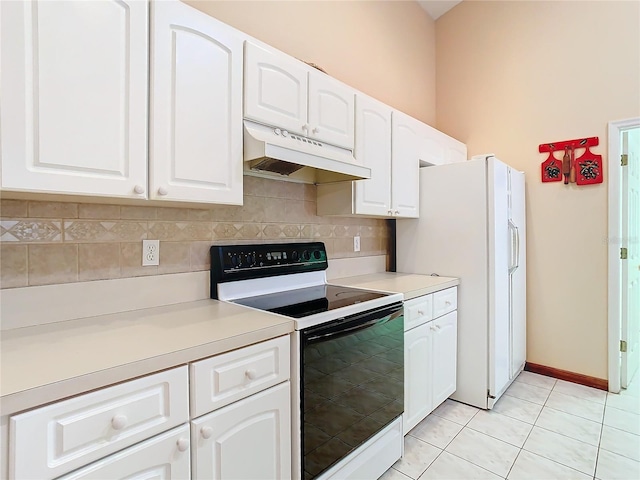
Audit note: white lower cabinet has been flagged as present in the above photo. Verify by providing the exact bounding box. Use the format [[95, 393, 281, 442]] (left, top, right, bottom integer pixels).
[[58, 424, 191, 479], [9, 367, 189, 480], [6, 336, 292, 480], [403, 288, 458, 435], [191, 381, 291, 480]]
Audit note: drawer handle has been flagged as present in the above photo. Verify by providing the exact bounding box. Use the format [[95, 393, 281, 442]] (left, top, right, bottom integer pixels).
[[111, 414, 128, 430], [445, 301, 452, 306], [201, 426, 214, 439], [430, 325, 438, 331], [245, 369, 257, 380], [176, 438, 189, 452], [418, 310, 425, 315]]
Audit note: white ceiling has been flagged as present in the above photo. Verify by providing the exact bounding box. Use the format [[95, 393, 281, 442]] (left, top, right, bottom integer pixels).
[[417, 1, 462, 20]]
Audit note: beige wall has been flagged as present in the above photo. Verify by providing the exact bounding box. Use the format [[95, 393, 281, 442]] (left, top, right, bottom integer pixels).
[[436, 1, 640, 379], [186, 0, 437, 125]]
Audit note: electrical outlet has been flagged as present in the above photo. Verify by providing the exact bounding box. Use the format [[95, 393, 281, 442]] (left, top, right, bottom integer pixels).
[[354, 235, 361, 252], [142, 240, 160, 266]]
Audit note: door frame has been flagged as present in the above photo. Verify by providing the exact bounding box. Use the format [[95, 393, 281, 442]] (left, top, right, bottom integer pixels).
[[607, 117, 640, 393]]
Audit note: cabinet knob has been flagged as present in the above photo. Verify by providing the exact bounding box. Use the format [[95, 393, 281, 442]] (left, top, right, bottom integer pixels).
[[111, 414, 127, 430], [312, 127, 319, 134], [201, 426, 213, 439], [245, 369, 257, 380], [418, 310, 424, 315], [430, 325, 438, 331], [157, 187, 168, 196], [394, 210, 400, 215], [302, 124, 309, 131], [176, 438, 189, 452], [445, 301, 451, 306], [133, 185, 145, 195], [387, 210, 392, 215]]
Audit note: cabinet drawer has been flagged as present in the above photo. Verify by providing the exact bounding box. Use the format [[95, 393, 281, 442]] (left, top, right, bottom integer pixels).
[[433, 287, 457, 318], [58, 424, 190, 479], [404, 294, 433, 330], [9, 367, 189, 480], [190, 335, 290, 418]]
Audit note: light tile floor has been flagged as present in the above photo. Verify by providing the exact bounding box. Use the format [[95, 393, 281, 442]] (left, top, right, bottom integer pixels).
[[381, 371, 640, 480]]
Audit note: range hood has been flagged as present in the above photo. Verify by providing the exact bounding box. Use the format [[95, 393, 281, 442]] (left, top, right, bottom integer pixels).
[[243, 120, 371, 184]]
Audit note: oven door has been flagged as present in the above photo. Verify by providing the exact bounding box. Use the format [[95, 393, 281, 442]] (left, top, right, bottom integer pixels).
[[300, 303, 404, 479]]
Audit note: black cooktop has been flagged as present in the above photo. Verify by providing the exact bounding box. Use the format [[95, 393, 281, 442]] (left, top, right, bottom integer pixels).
[[233, 284, 389, 318]]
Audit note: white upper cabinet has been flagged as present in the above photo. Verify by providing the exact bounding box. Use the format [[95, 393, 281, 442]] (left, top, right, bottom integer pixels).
[[307, 70, 355, 149], [354, 95, 393, 215], [391, 111, 420, 218], [0, 0, 149, 198], [244, 42, 308, 136], [419, 124, 467, 166], [317, 99, 423, 218], [150, 0, 243, 205], [244, 41, 354, 149]]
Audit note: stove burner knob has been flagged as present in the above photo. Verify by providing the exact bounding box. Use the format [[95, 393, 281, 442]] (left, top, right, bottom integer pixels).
[[291, 251, 299, 262], [230, 254, 239, 267], [313, 250, 322, 260], [246, 253, 255, 266], [302, 250, 311, 261]]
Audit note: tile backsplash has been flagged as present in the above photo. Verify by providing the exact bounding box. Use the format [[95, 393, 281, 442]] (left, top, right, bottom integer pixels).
[[0, 176, 391, 289]]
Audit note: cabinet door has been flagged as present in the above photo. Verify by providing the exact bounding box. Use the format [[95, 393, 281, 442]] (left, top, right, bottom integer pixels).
[[391, 111, 420, 218], [404, 323, 432, 434], [445, 137, 468, 164], [419, 124, 448, 166], [245, 42, 307, 136], [0, 0, 148, 198], [308, 71, 354, 149], [192, 382, 291, 480], [150, 1, 243, 205], [431, 311, 457, 408], [354, 95, 392, 216], [58, 425, 190, 480]]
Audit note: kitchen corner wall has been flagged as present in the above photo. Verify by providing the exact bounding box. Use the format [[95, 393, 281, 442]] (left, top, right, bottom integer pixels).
[[0, 176, 390, 289], [436, 1, 640, 379]]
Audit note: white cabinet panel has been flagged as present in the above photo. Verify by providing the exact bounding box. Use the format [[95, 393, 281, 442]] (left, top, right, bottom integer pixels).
[[190, 335, 290, 418], [404, 294, 433, 331], [404, 289, 458, 434], [0, 0, 148, 198], [308, 71, 354, 149], [150, 0, 243, 205], [244, 42, 307, 135], [433, 287, 457, 318], [391, 111, 420, 218], [432, 312, 458, 408], [9, 367, 189, 480], [58, 425, 190, 480], [354, 95, 392, 216], [192, 382, 291, 480], [404, 323, 433, 434]]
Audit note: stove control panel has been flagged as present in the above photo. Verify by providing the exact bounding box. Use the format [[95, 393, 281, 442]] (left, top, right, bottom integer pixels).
[[210, 242, 328, 297]]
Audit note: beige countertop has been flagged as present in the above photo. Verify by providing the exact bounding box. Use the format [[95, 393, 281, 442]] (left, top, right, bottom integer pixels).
[[0, 272, 457, 416], [331, 272, 459, 300], [0, 300, 293, 415]]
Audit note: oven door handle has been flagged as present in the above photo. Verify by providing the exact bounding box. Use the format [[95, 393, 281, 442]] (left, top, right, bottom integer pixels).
[[305, 308, 403, 343]]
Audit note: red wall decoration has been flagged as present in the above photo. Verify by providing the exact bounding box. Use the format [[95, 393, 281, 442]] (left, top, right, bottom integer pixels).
[[539, 137, 603, 185]]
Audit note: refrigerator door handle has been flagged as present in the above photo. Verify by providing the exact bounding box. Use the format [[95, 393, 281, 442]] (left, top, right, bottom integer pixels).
[[508, 219, 519, 273]]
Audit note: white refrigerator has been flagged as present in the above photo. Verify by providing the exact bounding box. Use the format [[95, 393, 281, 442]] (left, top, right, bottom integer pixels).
[[396, 155, 526, 409]]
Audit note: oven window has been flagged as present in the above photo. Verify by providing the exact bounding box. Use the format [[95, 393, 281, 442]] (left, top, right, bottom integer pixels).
[[301, 306, 404, 479]]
